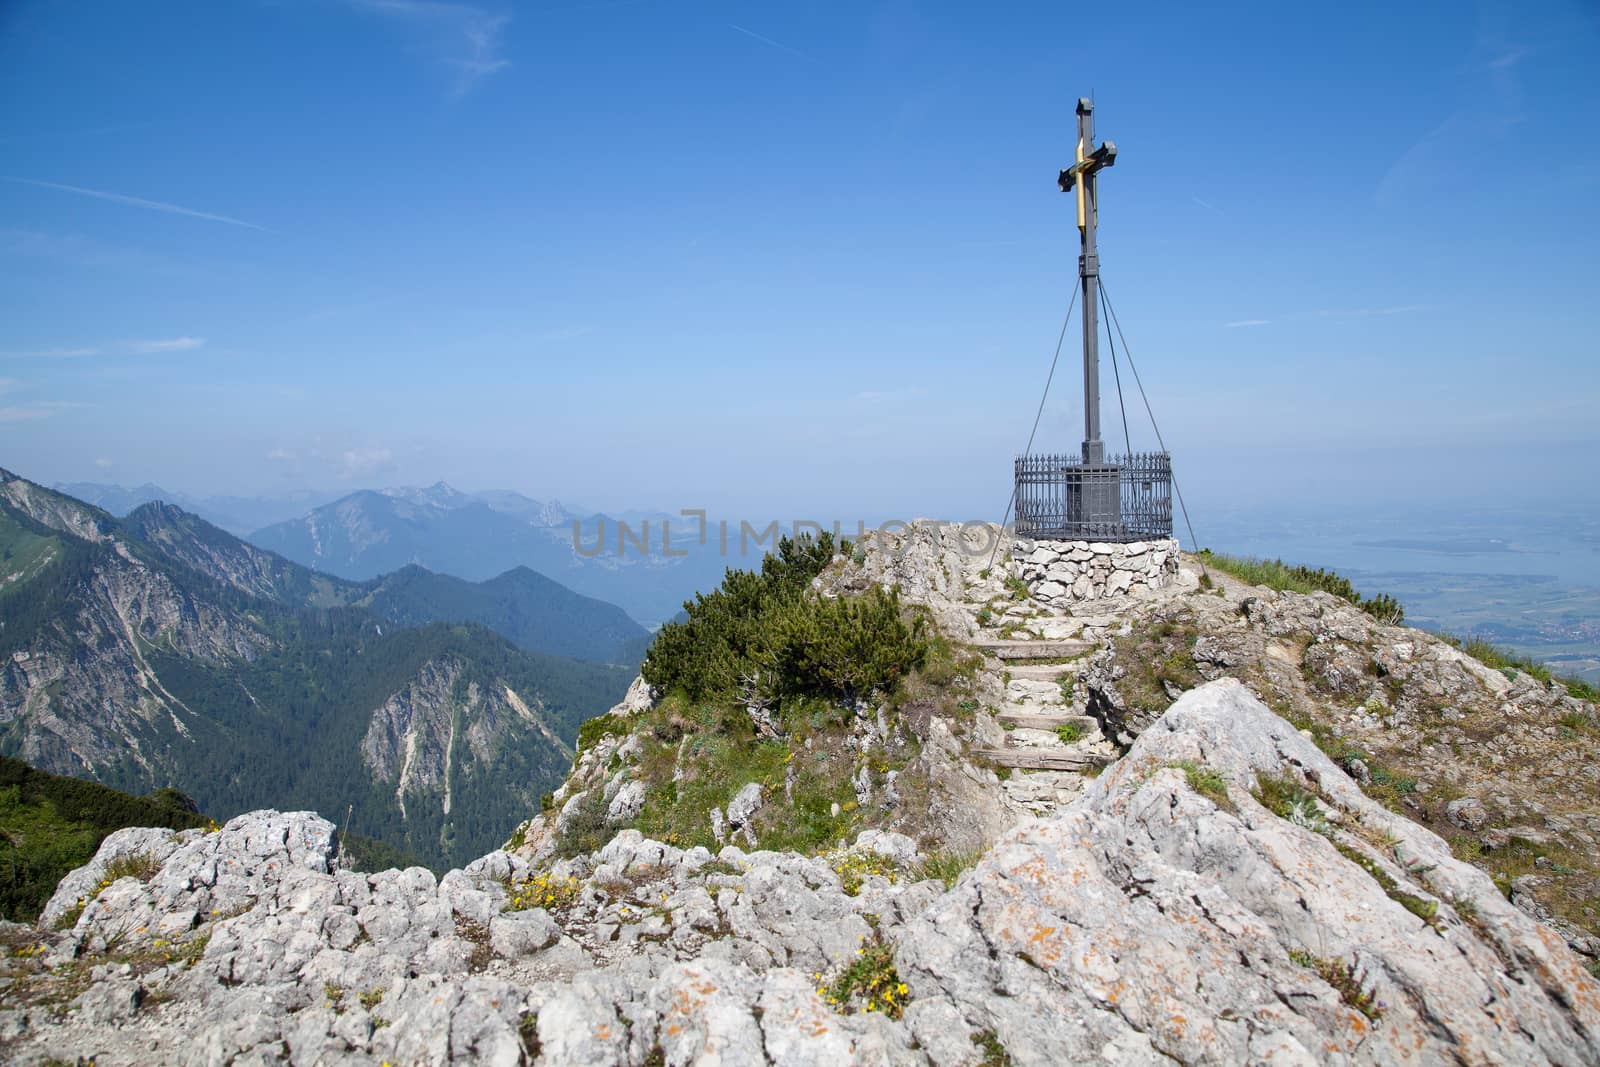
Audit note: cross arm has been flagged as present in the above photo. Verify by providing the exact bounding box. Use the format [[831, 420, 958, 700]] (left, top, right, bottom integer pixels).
[[1057, 141, 1117, 192]]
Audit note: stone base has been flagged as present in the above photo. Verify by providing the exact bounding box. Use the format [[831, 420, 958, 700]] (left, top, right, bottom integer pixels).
[[1011, 538, 1179, 605]]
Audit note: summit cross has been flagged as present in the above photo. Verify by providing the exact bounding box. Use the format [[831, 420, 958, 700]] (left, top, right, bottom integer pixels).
[[1057, 97, 1117, 466]]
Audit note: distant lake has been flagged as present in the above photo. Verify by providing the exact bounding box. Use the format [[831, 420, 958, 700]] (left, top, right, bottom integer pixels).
[[1199, 506, 1600, 590]]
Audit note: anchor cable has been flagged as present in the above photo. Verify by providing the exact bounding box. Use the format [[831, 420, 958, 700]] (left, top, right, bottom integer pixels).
[[1100, 283, 1134, 459], [986, 284, 1080, 571], [1097, 277, 1204, 559]]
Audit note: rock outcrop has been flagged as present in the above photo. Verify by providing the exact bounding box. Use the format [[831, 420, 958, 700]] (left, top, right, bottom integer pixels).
[[1080, 572, 1600, 963], [5, 681, 1598, 1065]]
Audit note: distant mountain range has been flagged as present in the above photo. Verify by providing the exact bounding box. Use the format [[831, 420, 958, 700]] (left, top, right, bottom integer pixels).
[[122, 500, 649, 664], [248, 485, 757, 626], [62, 479, 744, 625], [54, 481, 343, 536], [1, 469, 636, 868]]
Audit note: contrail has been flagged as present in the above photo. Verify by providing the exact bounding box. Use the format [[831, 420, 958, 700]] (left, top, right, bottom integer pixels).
[[728, 23, 807, 60], [5, 177, 270, 232]]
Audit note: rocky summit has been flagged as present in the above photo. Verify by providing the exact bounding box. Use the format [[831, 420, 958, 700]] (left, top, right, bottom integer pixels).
[[3, 522, 1599, 1065]]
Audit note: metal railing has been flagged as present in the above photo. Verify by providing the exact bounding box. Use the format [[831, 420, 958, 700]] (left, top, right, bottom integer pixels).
[[1013, 451, 1173, 542]]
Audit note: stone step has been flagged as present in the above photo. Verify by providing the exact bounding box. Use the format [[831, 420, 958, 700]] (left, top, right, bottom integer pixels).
[[974, 747, 1113, 771], [997, 711, 1099, 731], [1005, 678, 1066, 704], [974, 639, 1094, 662], [1006, 663, 1078, 682]]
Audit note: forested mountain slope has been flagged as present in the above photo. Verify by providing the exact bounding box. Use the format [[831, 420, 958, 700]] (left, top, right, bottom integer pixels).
[[126, 499, 649, 664], [0, 469, 632, 867]]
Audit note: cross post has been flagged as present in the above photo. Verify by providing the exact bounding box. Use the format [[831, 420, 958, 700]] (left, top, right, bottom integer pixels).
[[1058, 98, 1116, 465]]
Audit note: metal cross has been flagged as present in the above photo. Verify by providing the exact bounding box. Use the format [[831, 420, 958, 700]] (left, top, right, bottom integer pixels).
[[1058, 98, 1117, 465]]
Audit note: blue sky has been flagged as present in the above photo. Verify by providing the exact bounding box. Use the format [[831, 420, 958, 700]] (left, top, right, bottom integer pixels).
[[2, 0, 1597, 525]]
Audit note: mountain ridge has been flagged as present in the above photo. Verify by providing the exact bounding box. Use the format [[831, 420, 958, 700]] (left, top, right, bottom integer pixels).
[[0, 469, 633, 867], [5, 522, 1599, 1064], [249, 487, 752, 626]]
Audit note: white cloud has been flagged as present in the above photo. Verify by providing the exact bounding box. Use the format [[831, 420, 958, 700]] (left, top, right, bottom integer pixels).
[[0, 401, 86, 422], [1487, 45, 1530, 71], [94, 457, 113, 470], [0, 346, 101, 359], [1224, 319, 1270, 328], [0, 378, 15, 394], [353, 0, 512, 94], [0, 338, 204, 358], [339, 446, 397, 479], [130, 336, 206, 353], [4, 177, 269, 231], [533, 325, 592, 344]]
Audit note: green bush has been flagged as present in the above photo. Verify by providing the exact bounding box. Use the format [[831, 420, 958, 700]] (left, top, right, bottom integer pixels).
[[642, 534, 839, 700], [768, 587, 928, 703], [642, 534, 928, 705]]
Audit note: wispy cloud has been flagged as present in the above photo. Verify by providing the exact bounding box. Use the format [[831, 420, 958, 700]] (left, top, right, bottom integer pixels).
[[1192, 196, 1220, 214], [0, 346, 101, 359], [1486, 45, 1531, 71], [339, 446, 397, 479], [729, 23, 808, 60], [0, 400, 88, 423], [1224, 319, 1270, 328], [354, 0, 511, 94], [1316, 305, 1429, 319], [0, 378, 16, 395], [532, 325, 591, 344], [130, 336, 205, 353], [5, 178, 269, 231], [1, 337, 204, 359]]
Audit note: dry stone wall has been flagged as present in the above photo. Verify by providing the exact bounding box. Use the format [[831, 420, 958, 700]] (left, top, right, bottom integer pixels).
[[1011, 536, 1179, 604]]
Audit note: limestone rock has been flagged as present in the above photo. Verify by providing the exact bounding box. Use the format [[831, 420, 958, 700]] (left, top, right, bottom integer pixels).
[[897, 679, 1600, 1065], [1447, 796, 1491, 831], [489, 908, 560, 958]]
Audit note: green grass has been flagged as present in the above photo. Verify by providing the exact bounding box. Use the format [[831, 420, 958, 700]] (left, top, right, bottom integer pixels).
[[971, 1031, 1012, 1067], [0, 511, 61, 598], [819, 940, 909, 1018], [1287, 950, 1382, 1020], [575, 712, 635, 755], [1110, 614, 1204, 716], [555, 543, 985, 860], [1053, 721, 1085, 745], [1196, 550, 1404, 624], [914, 849, 979, 889], [1167, 760, 1234, 811], [1255, 769, 1439, 927], [577, 695, 860, 856], [1436, 633, 1600, 703]]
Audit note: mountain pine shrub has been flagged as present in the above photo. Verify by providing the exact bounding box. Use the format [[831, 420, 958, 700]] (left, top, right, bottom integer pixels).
[[642, 533, 929, 706]]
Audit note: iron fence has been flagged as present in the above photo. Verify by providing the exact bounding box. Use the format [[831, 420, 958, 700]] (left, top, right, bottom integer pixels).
[[1013, 451, 1173, 542]]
